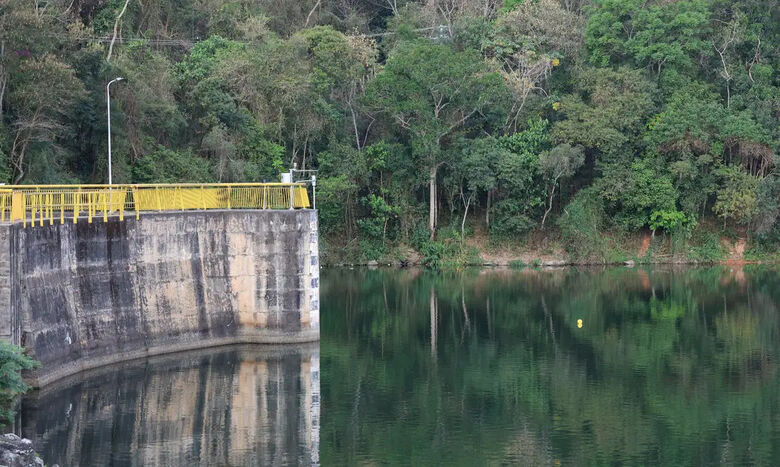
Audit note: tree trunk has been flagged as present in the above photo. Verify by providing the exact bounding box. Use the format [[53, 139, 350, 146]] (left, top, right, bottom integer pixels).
[[461, 201, 470, 240], [429, 165, 437, 240], [106, 0, 132, 62], [726, 82, 730, 109], [349, 103, 361, 151], [12, 134, 29, 184], [0, 41, 5, 121], [541, 182, 557, 229], [305, 0, 322, 26], [485, 190, 491, 229], [461, 190, 472, 241]]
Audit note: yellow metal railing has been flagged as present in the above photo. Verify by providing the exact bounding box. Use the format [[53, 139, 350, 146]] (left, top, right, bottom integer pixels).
[[0, 189, 11, 222], [0, 183, 310, 227]]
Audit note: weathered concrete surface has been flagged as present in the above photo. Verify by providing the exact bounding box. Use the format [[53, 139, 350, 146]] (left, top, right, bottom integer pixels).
[[0, 210, 319, 386]]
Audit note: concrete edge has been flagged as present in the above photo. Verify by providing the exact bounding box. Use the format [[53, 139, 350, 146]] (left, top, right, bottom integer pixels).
[[27, 330, 320, 388], [1, 208, 318, 226], [29, 341, 321, 398]]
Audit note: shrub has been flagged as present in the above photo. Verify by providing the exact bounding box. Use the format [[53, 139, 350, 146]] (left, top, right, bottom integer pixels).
[[0, 340, 38, 425], [490, 200, 538, 238], [359, 239, 386, 261], [418, 225, 479, 269], [746, 227, 780, 260], [687, 229, 725, 262], [132, 146, 213, 183], [713, 166, 760, 225], [558, 188, 607, 261], [420, 241, 449, 270]]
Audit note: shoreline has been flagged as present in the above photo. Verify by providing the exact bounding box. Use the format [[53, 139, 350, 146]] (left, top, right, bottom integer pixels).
[[321, 231, 779, 269], [323, 258, 780, 268]]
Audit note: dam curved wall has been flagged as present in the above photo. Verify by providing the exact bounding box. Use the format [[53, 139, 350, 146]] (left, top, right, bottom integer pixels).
[[0, 210, 319, 385]]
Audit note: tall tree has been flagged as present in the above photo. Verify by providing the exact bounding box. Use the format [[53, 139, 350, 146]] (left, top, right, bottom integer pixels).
[[7, 56, 85, 183], [366, 41, 508, 238]]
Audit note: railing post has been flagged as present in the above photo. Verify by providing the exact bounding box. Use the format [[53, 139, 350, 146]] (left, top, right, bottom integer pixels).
[[37, 192, 43, 226], [11, 192, 24, 225], [88, 192, 93, 224], [289, 184, 294, 209], [119, 187, 125, 221], [74, 188, 80, 223], [103, 189, 108, 222], [132, 187, 140, 219]]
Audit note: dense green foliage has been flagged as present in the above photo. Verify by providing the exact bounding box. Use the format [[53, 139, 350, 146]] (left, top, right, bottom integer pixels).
[[0, 340, 37, 425], [0, 0, 777, 259]]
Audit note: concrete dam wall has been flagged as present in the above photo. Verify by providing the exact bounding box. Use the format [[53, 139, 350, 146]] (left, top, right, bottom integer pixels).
[[0, 210, 319, 385]]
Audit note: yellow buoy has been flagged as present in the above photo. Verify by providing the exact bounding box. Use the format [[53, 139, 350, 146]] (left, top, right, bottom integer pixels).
[[577, 319, 583, 328]]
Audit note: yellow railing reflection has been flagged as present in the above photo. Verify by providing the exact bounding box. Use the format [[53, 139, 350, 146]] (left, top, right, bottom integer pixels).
[[0, 183, 310, 227]]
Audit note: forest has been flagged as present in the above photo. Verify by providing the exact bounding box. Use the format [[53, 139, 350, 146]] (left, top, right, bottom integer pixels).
[[0, 0, 777, 263]]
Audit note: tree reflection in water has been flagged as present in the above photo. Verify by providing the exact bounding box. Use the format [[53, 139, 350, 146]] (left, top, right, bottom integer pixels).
[[321, 266, 780, 465], [19, 344, 319, 467]]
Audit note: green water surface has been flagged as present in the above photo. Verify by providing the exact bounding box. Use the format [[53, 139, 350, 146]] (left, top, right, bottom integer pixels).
[[320, 266, 780, 466]]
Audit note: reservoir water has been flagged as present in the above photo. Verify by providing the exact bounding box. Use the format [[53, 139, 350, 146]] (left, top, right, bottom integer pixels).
[[15, 266, 780, 465]]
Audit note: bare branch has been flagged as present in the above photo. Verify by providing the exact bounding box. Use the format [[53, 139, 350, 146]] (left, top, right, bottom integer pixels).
[[306, 0, 322, 27], [107, 0, 131, 62]]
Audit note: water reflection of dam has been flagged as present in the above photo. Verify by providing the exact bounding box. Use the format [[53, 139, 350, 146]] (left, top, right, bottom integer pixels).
[[18, 344, 320, 467]]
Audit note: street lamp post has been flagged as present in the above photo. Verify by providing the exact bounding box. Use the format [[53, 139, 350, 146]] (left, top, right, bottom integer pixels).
[[106, 77, 124, 185]]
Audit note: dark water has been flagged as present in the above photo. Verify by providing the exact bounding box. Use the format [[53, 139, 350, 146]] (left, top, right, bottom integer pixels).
[[18, 345, 320, 466], [15, 266, 780, 466]]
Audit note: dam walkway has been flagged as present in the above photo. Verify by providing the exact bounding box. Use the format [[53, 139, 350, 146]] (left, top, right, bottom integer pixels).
[[0, 183, 311, 227]]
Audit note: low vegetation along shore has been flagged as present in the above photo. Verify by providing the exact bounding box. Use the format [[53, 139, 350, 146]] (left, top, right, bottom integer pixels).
[[322, 221, 779, 268]]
